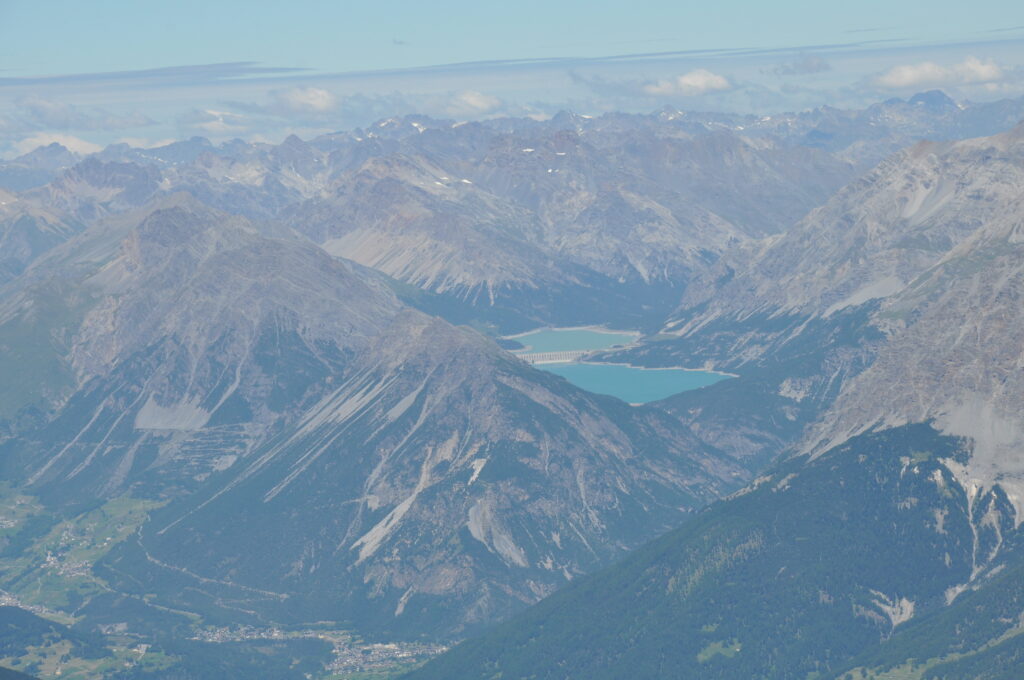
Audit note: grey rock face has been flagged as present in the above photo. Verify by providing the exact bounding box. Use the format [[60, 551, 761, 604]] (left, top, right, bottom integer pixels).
[[3, 94, 1024, 657], [572, 124, 1024, 533], [399, 102, 1024, 680], [0, 143, 80, 192], [281, 125, 844, 305], [2, 193, 401, 490], [134, 313, 740, 637], [806, 187, 1024, 508], [0, 191, 744, 639], [0, 109, 858, 329], [0, 188, 78, 284], [660, 123, 1024, 516], [673, 124, 1024, 332]]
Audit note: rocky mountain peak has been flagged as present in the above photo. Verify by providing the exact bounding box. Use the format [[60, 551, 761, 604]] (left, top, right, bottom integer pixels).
[[15, 142, 79, 171], [908, 89, 958, 111]]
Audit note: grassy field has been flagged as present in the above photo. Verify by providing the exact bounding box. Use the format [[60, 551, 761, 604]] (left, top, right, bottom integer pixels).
[[0, 636, 178, 680], [0, 489, 164, 613]]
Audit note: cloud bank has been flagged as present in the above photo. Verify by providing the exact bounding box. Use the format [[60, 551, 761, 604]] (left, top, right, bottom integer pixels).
[[8, 97, 154, 132], [773, 55, 832, 76], [270, 87, 338, 114], [643, 69, 732, 96], [444, 90, 503, 116], [874, 56, 1004, 89], [14, 132, 102, 156], [2, 38, 1023, 157]]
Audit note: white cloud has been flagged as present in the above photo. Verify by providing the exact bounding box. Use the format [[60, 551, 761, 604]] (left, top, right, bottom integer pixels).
[[270, 87, 337, 114], [643, 69, 732, 96], [445, 90, 503, 116], [773, 55, 831, 76], [874, 56, 1004, 89], [115, 137, 178, 149], [178, 109, 248, 134], [14, 132, 101, 156], [15, 96, 154, 130]]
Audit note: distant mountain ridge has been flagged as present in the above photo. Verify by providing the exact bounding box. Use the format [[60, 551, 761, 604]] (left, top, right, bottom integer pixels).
[[4, 91, 1022, 332]]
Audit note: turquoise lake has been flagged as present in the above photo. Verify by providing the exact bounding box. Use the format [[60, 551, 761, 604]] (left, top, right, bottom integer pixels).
[[539, 363, 728, 404], [509, 328, 638, 352], [507, 328, 730, 404]]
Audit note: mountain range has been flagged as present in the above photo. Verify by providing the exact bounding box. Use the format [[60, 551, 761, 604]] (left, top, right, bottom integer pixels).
[[408, 123, 1024, 679], [1, 91, 1024, 678]]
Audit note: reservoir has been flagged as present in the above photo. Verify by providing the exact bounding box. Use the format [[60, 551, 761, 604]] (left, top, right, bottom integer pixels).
[[507, 328, 730, 404], [506, 328, 638, 353], [541, 363, 728, 404]]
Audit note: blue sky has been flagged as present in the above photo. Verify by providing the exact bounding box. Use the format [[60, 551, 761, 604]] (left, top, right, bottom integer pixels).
[[4, 0, 1023, 74], [2, 0, 1023, 155]]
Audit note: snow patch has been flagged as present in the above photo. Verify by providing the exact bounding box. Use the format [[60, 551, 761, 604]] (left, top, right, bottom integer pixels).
[[135, 395, 210, 431], [824, 276, 904, 316], [777, 378, 809, 402], [351, 432, 463, 563], [871, 591, 915, 626], [936, 396, 1024, 523], [386, 381, 426, 423], [468, 458, 487, 485], [467, 499, 528, 567]]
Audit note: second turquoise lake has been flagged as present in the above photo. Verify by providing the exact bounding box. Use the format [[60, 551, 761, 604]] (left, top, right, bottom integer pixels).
[[539, 362, 728, 404]]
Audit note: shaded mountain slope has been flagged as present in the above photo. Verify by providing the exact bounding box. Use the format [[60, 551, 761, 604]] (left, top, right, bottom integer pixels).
[[407, 425, 1022, 679], [99, 312, 743, 638], [670, 122, 1024, 335], [1, 193, 401, 497], [604, 124, 1024, 469], [0, 192, 746, 642], [0, 189, 79, 285], [406, 123, 1024, 680]]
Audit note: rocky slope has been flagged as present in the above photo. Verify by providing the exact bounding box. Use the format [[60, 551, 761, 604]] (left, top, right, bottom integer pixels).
[[408, 120, 1024, 680], [0, 192, 745, 646], [3, 94, 1024, 677], [6, 91, 1021, 333], [669, 123, 1024, 333], [0, 189, 78, 285], [278, 121, 848, 328], [407, 218, 1024, 680], [804, 187, 1024, 507], [407, 424, 1024, 680], [0, 143, 79, 192], [103, 313, 741, 638], [600, 124, 1024, 466], [0, 120, 850, 332]]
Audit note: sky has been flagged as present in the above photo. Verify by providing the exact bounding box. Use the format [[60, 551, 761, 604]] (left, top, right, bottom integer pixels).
[[2, 0, 1024, 156]]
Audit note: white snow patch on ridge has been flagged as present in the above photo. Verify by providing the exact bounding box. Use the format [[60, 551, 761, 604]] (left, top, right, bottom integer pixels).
[[352, 432, 463, 563], [936, 397, 1024, 523], [824, 276, 904, 316], [135, 395, 210, 431], [467, 499, 528, 567], [871, 590, 915, 627], [468, 458, 488, 484]]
